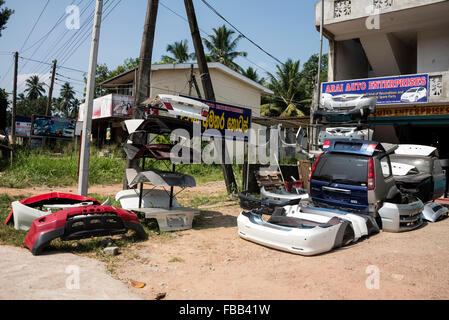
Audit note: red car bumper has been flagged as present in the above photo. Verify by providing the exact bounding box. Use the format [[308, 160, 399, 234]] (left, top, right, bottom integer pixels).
[[24, 205, 147, 255]]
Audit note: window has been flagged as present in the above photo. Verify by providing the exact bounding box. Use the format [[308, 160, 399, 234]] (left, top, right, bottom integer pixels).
[[313, 153, 368, 186], [380, 156, 392, 178]]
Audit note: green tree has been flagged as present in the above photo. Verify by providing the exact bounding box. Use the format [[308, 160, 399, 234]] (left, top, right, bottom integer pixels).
[[55, 82, 76, 118], [108, 57, 139, 78], [203, 25, 247, 72], [242, 66, 264, 84], [266, 59, 307, 114], [161, 40, 194, 64], [16, 96, 47, 117], [0, 0, 13, 37], [85, 58, 140, 98], [300, 53, 328, 102], [24, 75, 46, 100]]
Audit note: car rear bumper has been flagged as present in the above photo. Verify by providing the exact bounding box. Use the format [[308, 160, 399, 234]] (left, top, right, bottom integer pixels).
[[237, 211, 354, 256]]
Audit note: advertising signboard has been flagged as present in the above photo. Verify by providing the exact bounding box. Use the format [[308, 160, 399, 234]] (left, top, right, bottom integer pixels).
[[16, 121, 32, 137], [321, 74, 429, 106], [78, 94, 134, 121], [179, 96, 252, 141], [31, 116, 76, 139]]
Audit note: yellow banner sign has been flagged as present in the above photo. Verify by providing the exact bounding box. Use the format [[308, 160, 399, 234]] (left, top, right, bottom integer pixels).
[[373, 106, 449, 117]]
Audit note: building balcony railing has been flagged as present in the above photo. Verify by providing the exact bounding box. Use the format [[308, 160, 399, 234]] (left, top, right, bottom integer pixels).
[[315, 0, 448, 29]]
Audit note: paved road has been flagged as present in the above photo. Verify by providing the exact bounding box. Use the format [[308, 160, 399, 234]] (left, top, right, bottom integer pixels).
[[0, 246, 141, 300]]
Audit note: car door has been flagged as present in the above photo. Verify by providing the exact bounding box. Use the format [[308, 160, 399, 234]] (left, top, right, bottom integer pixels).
[[432, 157, 446, 198]]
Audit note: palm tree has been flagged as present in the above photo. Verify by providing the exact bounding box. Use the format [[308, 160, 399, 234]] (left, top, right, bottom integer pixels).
[[161, 40, 194, 64], [266, 59, 307, 114], [57, 82, 76, 118], [24, 75, 46, 100], [203, 25, 247, 72], [242, 66, 264, 84]]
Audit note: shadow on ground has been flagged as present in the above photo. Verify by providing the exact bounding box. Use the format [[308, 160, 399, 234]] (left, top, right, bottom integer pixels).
[[193, 210, 237, 230]]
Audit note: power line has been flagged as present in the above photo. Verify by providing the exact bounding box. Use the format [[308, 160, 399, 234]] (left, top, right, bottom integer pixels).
[[22, 0, 78, 53], [34, 0, 89, 75], [60, 0, 122, 67], [159, 1, 275, 76], [198, 0, 284, 66], [18, 56, 87, 74], [19, 0, 51, 52]]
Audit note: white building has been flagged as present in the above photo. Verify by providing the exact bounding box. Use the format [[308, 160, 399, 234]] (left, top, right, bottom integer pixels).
[[315, 0, 449, 158]]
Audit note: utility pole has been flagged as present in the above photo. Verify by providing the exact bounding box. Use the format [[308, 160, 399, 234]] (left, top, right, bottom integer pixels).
[[10, 51, 18, 166], [78, 0, 103, 196], [46, 59, 57, 116], [11, 52, 18, 148], [133, 0, 159, 120], [188, 64, 202, 98], [184, 0, 238, 194], [310, 0, 325, 152], [123, 0, 159, 190]]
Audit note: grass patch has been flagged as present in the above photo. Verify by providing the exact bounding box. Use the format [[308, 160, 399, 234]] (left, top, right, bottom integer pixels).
[[0, 194, 30, 247], [183, 192, 230, 208], [0, 147, 242, 188]]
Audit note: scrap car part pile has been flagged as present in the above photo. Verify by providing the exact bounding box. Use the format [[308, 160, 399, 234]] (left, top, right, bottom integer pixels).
[[4, 193, 147, 256], [236, 139, 449, 256]]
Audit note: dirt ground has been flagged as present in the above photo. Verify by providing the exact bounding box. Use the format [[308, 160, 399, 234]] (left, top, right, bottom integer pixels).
[[2, 181, 449, 300]]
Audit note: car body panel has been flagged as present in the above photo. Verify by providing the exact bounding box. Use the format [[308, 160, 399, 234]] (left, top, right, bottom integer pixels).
[[260, 186, 308, 202], [5, 193, 102, 227], [390, 152, 446, 201], [422, 202, 449, 222], [143, 94, 209, 121], [378, 198, 424, 232], [24, 205, 147, 255], [237, 210, 354, 256], [318, 127, 373, 146], [315, 94, 376, 121]]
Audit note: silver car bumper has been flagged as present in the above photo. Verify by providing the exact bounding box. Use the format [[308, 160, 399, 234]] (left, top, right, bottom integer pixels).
[[378, 199, 424, 232]]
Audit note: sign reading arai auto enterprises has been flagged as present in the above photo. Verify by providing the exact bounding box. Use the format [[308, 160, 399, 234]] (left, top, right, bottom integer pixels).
[[322, 74, 429, 105]]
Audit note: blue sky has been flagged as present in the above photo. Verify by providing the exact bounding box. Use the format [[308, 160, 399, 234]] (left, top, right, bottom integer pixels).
[[0, 0, 327, 99]]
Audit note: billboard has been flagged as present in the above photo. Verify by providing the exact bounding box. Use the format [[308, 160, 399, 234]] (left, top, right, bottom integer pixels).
[[179, 96, 252, 141], [321, 74, 429, 106], [78, 94, 134, 121], [15, 116, 32, 137], [16, 121, 32, 137], [31, 116, 76, 139]]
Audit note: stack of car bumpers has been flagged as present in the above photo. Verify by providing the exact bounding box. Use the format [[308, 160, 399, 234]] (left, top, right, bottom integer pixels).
[[5, 194, 147, 256]]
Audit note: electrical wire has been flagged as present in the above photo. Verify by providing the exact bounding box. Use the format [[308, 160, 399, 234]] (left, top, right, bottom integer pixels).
[[19, 0, 51, 52], [198, 0, 284, 66], [159, 1, 275, 76]]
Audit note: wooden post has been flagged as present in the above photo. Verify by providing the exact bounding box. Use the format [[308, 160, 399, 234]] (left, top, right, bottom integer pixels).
[[124, 0, 159, 190], [133, 0, 159, 120], [184, 0, 238, 194], [46, 59, 57, 116]]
